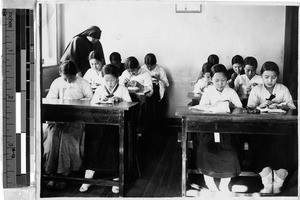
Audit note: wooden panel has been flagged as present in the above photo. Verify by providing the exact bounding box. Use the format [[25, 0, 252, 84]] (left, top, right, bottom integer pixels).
[[176, 106, 298, 124], [42, 104, 120, 124], [43, 175, 118, 186], [186, 121, 297, 135], [283, 6, 298, 100]]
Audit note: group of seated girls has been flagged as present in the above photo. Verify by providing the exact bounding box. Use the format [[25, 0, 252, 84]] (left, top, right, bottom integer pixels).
[[191, 54, 296, 194], [43, 51, 169, 193]]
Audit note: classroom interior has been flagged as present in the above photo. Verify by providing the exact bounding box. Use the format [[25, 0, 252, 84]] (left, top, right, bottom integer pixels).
[[39, 1, 298, 198]]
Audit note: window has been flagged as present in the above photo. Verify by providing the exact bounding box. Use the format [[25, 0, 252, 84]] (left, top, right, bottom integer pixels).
[[41, 3, 58, 66]]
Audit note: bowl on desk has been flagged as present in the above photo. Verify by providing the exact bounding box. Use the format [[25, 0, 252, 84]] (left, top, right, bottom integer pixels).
[[128, 86, 139, 92]]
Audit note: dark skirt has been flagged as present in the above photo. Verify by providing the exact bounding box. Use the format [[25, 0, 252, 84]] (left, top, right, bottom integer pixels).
[[252, 135, 297, 173], [145, 84, 164, 138], [193, 133, 241, 178], [43, 122, 85, 174], [84, 124, 119, 172]]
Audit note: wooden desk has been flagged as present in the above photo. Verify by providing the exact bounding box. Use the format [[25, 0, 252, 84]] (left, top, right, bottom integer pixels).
[[175, 106, 298, 197], [129, 89, 150, 136], [42, 98, 138, 197]]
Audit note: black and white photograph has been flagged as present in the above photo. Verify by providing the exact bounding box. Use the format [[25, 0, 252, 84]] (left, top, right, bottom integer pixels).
[[1, 0, 299, 199]]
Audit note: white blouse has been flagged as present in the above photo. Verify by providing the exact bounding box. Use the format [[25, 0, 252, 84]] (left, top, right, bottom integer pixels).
[[234, 74, 263, 99], [193, 78, 212, 94], [119, 68, 153, 94], [247, 83, 296, 109], [46, 77, 93, 100], [200, 85, 242, 108], [141, 64, 169, 99], [91, 84, 132, 103], [83, 68, 103, 87]]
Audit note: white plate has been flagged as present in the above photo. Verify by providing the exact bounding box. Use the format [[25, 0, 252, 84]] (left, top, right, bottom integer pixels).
[[128, 87, 139, 91]]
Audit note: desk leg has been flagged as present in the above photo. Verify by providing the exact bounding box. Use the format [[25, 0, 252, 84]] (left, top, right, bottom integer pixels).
[[128, 112, 132, 175], [119, 112, 125, 197], [181, 117, 187, 197]]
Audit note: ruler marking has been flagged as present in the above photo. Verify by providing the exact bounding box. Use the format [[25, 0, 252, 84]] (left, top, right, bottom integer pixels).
[[3, 8, 33, 188], [4, 8, 17, 188], [16, 10, 20, 93]]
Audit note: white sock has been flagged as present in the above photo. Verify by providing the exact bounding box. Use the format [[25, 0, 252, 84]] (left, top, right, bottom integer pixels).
[[112, 186, 119, 194], [203, 175, 219, 191], [219, 178, 231, 192], [85, 169, 95, 179], [79, 169, 95, 192], [273, 169, 288, 194], [259, 167, 273, 194]]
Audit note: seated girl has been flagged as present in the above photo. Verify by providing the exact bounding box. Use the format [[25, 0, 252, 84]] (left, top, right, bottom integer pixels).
[[247, 61, 296, 194], [83, 50, 105, 90], [109, 52, 126, 76], [141, 53, 169, 134], [195, 54, 219, 83], [43, 60, 93, 189], [194, 64, 242, 192], [141, 53, 169, 101], [227, 55, 244, 88], [80, 64, 132, 193], [193, 62, 213, 94], [234, 56, 263, 107], [119, 56, 153, 97]]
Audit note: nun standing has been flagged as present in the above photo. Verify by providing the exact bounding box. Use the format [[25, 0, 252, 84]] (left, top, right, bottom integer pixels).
[[60, 26, 106, 77]]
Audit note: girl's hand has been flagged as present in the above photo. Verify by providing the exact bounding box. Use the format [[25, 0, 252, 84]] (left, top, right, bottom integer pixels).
[[221, 100, 235, 108], [246, 86, 251, 93], [242, 85, 251, 94], [77, 72, 83, 77], [277, 103, 289, 110], [228, 79, 234, 88], [231, 73, 237, 80], [258, 100, 272, 108], [128, 80, 137, 87], [135, 81, 144, 90], [101, 97, 108, 102], [124, 77, 130, 87], [113, 96, 122, 103], [151, 75, 159, 84], [268, 103, 278, 109]]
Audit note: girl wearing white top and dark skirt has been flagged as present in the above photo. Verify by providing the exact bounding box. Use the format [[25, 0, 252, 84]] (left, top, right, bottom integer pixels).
[[141, 53, 169, 134], [193, 64, 242, 192], [247, 61, 296, 194], [234, 56, 263, 107], [80, 64, 132, 193], [43, 60, 93, 189]]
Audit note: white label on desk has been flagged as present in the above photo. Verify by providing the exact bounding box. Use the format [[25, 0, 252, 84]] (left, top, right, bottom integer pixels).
[[214, 132, 220, 143], [244, 142, 249, 150]]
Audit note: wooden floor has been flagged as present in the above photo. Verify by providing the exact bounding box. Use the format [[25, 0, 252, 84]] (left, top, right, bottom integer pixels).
[[40, 125, 298, 198]]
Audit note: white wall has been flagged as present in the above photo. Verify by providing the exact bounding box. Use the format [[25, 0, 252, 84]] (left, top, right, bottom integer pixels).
[[61, 2, 286, 117]]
